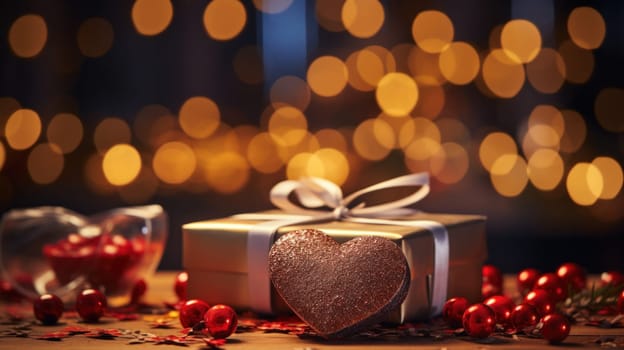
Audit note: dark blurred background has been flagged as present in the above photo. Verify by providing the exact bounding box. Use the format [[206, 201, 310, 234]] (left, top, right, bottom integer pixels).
[[0, 0, 623, 274]]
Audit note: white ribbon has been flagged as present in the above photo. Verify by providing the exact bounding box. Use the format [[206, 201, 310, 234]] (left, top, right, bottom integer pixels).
[[241, 173, 449, 317]]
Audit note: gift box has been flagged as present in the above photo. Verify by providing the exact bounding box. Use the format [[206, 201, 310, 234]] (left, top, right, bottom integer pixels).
[[182, 174, 487, 323]]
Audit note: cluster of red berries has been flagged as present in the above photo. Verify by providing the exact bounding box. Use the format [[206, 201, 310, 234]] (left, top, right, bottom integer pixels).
[[444, 263, 624, 344], [178, 300, 238, 339], [33, 288, 107, 325], [174, 272, 238, 340]]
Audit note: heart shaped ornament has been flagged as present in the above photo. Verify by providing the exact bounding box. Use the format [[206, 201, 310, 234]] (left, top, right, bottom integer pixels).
[[268, 228, 411, 338]]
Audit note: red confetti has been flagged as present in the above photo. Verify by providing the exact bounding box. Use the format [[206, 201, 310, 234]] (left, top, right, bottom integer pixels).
[[84, 328, 122, 339], [203, 337, 226, 349], [36, 331, 70, 341], [61, 325, 91, 335]]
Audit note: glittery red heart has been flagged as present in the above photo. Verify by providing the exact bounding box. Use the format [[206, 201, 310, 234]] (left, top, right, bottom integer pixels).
[[268, 228, 410, 338]]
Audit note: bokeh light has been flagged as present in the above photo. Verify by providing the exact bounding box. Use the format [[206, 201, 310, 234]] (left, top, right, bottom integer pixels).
[[247, 132, 283, 174], [353, 118, 393, 160], [490, 154, 528, 197], [376, 73, 418, 117], [528, 105, 564, 139], [268, 106, 308, 146], [566, 163, 603, 206], [342, 0, 385, 39], [482, 49, 525, 98], [287, 148, 349, 185], [118, 166, 158, 204], [430, 142, 469, 184], [77, 18, 114, 58], [0, 142, 5, 172], [315, 0, 346, 32], [94, 117, 132, 153], [438, 41, 480, 85], [500, 19, 541, 63], [270, 76, 311, 110], [413, 85, 445, 119], [27, 143, 64, 185], [179, 96, 221, 139], [407, 47, 446, 86], [567, 6, 606, 50], [527, 148, 564, 191], [315, 129, 348, 153], [0, 97, 21, 138], [558, 40, 594, 84], [5, 109, 42, 150], [594, 88, 624, 133], [8, 14, 47, 58], [203, 151, 250, 194], [479, 132, 518, 172], [526, 48, 566, 94], [307, 56, 348, 97], [133, 104, 175, 147], [152, 141, 197, 184], [411, 10, 454, 54], [204, 0, 247, 41], [102, 144, 142, 186], [131, 0, 173, 36], [592, 157, 623, 200], [47, 113, 83, 154], [400, 117, 441, 158], [559, 109, 586, 153]]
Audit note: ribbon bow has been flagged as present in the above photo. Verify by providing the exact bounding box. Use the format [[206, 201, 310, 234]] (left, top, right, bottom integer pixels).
[[241, 173, 449, 320], [270, 173, 430, 220]]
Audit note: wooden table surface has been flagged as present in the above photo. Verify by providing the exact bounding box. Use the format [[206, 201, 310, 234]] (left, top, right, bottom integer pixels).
[[1, 271, 623, 349]]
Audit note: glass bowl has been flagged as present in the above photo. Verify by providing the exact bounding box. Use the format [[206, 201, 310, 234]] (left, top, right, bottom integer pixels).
[[0, 205, 167, 307]]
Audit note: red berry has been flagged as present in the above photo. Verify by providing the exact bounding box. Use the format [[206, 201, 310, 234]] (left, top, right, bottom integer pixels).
[[618, 290, 624, 314], [462, 304, 496, 338], [516, 268, 540, 295], [482, 265, 503, 290], [556, 262, 586, 292], [76, 289, 107, 322], [130, 279, 147, 304], [204, 304, 238, 339], [179, 299, 210, 328], [524, 289, 555, 317], [481, 283, 502, 300], [534, 273, 567, 302], [484, 295, 515, 326], [600, 271, 624, 288], [442, 297, 469, 328], [509, 303, 539, 333], [174, 272, 188, 301], [541, 313, 570, 343], [33, 294, 64, 325]]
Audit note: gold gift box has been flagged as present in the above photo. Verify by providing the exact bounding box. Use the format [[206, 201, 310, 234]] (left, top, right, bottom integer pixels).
[[182, 211, 486, 323]]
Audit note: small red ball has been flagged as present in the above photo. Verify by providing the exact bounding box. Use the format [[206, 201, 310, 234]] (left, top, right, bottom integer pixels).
[[76, 289, 107, 322], [33, 293, 64, 325], [174, 272, 188, 301], [617, 290, 624, 314], [481, 283, 502, 300], [204, 304, 238, 339], [517, 268, 540, 295], [556, 262, 586, 292], [534, 273, 567, 302], [509, 303, 539, 332], [600, 271, 624, 288], [484, 295, 515, 326], [443, 297, 469, 328], [462, 303, 496, 338], [541, 313, 570, 343], [179, 299, 210, 328], [524, 289, 555, 317], [130, 279, 147, 304], [482, 265, 503, 290]]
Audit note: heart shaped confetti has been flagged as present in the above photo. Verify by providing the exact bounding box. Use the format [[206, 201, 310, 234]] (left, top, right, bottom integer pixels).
[[268, 228, 410, 338]]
